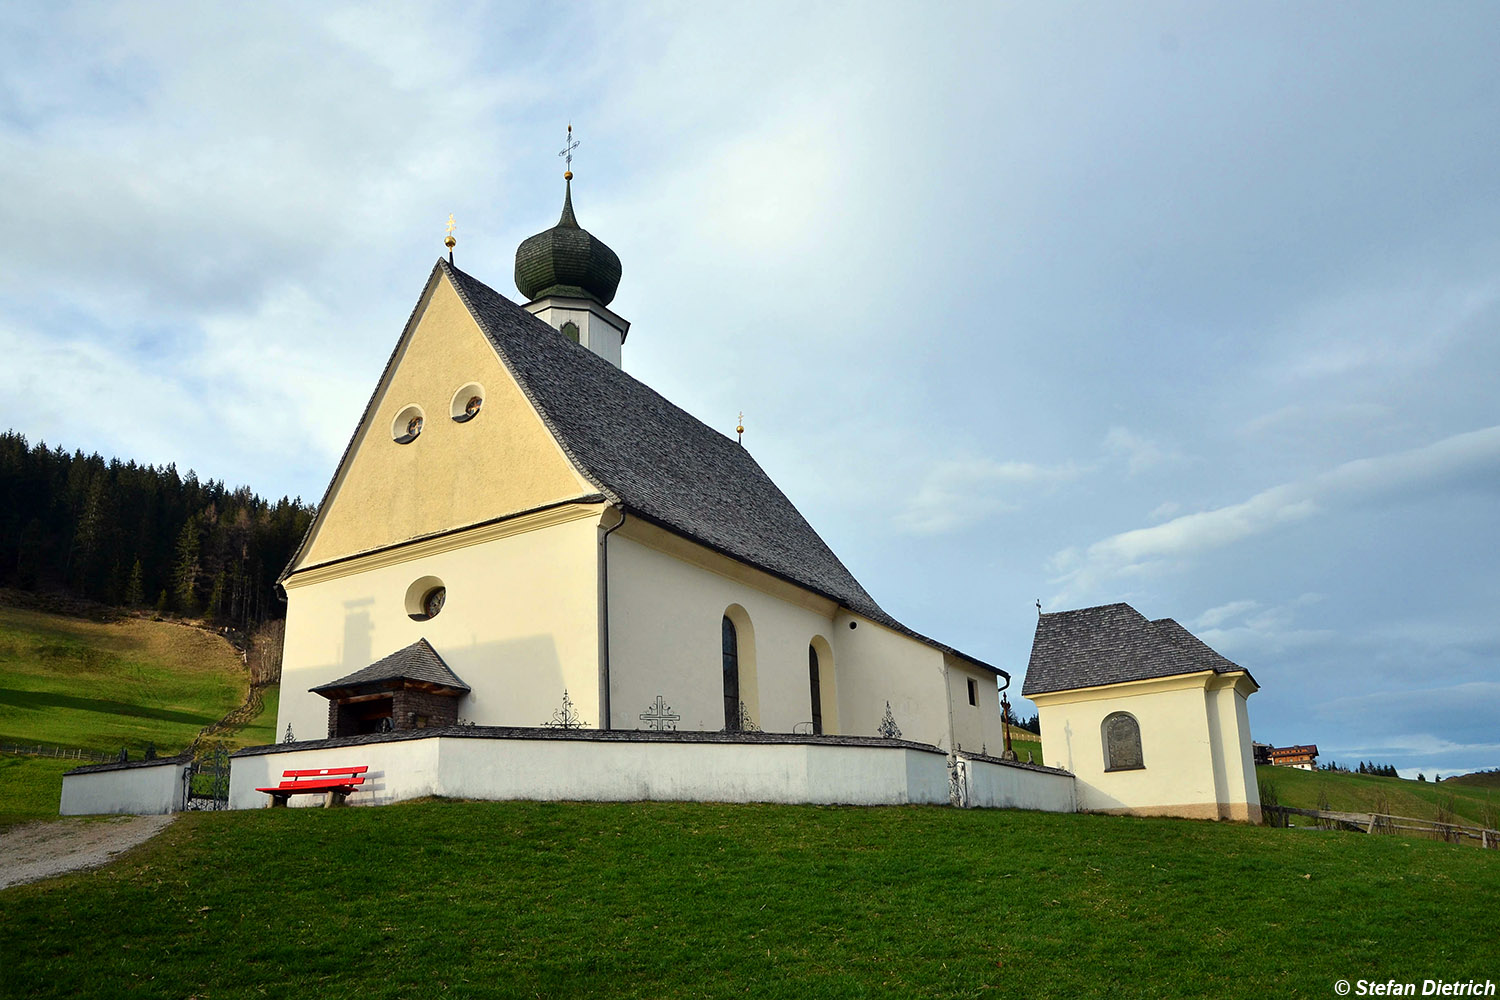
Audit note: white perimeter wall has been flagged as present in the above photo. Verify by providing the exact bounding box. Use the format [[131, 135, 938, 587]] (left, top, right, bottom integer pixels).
[[61, 760, 187, 816], [229, 735, 964, 810], [958, 757, 1077, 812], [279, 515, 601, 742]]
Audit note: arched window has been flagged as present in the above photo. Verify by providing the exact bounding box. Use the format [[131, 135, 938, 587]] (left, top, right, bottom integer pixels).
[[1102, 712, 1144, 771], [722, 616, 740, 731], [561, 321, 580, 344], [808, 644, 823, 735]]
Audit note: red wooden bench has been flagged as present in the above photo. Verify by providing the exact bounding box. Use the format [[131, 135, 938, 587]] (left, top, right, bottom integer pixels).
[[256, 765, 368, 807]]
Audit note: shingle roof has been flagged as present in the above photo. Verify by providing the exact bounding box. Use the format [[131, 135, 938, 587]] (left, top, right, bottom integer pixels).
[[1021, 603, 1252, 696], [310, 638, 470, 695], [440, 260, 1005, 677]]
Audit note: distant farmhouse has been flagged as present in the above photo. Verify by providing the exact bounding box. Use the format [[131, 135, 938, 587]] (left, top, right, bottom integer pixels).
[[1267, 745, 1319, 770]]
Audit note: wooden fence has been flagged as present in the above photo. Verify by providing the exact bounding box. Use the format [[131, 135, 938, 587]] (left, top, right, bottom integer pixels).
[[1, 743, 115, 763], [1264, 804, 1499, 848]]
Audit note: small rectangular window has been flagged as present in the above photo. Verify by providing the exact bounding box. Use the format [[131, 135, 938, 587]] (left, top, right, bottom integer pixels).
[[967, 678, 978, 706]]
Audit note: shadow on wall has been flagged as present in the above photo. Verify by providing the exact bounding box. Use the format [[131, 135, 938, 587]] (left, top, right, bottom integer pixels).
[[341, 598, 374, 674]]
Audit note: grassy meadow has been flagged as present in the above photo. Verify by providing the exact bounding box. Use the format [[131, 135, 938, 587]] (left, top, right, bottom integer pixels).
[[2, 798, 1497, 999], [0, 604, 278, 826]]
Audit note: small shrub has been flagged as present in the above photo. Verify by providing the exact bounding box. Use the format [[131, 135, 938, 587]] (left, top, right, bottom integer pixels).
[[1259, 779, 1287, 828]]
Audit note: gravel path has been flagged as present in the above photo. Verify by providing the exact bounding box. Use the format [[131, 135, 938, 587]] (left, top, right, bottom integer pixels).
[[0, 814, 176, 890]]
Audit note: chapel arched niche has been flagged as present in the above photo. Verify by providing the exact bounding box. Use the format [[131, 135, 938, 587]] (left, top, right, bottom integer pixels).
[[1102, 711, 1145, 772]]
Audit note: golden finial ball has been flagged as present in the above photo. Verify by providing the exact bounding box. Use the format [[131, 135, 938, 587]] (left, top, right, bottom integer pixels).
[[444, 235, 456, 249], [564, 170, 573, 180]]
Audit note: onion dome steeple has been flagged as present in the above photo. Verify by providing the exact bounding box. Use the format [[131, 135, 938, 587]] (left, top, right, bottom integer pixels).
[[514, 176, 622, 307]]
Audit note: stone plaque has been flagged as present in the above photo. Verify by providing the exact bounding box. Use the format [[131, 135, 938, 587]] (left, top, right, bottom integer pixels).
[[1104, 712, 1144, 771]]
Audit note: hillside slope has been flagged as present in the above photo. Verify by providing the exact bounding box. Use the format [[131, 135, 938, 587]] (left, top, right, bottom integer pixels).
[[0, 604, 278, 824], [1257, 765, 1499, 830]]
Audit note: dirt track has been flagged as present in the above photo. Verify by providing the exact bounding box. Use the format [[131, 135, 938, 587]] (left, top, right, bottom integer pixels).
[[0, 814, 175, 890]]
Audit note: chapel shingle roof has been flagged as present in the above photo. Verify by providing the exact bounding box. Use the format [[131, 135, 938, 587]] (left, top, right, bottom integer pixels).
[[310, 638, 470, 695], [1021, 602, 1252, 697]]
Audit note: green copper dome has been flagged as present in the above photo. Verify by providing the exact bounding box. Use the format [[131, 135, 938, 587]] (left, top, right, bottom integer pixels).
[[514, 179, 622, 307]]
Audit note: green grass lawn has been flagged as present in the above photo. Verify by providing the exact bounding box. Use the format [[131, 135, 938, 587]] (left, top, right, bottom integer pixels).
[[1257, 765, 1500, 830], [1, 799, 1496, 999], [0, 604, 280, 827]]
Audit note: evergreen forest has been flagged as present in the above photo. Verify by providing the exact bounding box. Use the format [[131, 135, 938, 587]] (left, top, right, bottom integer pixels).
[[0, 430, 315, 627]]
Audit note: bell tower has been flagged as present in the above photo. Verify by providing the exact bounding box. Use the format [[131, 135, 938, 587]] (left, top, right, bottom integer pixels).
[[514, 125, 630, 367]]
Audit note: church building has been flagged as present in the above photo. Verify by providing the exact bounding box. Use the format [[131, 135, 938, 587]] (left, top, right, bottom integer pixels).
[[274, 169, 1010, 757]]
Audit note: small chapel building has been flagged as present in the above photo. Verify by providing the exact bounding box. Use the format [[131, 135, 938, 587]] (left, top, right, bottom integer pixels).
[[273, 175, 1010, 757], [1023, 603, 1261, 822]]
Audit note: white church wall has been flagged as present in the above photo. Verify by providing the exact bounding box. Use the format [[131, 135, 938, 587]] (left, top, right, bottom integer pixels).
[[607, 527, 840, 734], [61, 758, 188, 816], [959, 757, 1076, 812], [1034, 674, 1233, 820], [830, 612, 952, 750], [943, 656, 1005, 755], [279, 509, 603, 743], [229, 733, 963, 809]]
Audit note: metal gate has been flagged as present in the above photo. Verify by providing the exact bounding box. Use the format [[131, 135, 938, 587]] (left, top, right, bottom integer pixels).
[[182, 742, 231, 810]]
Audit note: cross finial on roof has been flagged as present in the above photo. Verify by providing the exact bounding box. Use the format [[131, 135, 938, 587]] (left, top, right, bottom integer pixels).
[[444, 213, 456, 263], [1036, 598, 1042, 614], [558, 122, 580, 180], [736, 411, 745, 445]]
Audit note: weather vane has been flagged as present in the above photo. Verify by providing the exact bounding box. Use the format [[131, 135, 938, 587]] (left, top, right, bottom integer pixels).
[[444, 213, 456, 264], [737, 411, 745, 445], [558, 122, 580, 180]]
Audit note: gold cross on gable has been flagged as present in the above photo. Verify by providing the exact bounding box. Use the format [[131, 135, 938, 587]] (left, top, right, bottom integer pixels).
[[557, 122, 580, 174], [445, 213, 457, 236]]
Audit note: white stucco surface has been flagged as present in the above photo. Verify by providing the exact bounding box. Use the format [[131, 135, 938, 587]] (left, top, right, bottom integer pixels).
[[957, 756, 1076, 812], [60, 759, 188, 816], [226, 733, 1079, 812]]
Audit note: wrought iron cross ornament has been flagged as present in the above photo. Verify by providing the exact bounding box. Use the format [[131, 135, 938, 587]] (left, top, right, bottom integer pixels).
[[639, 695, 680, 732], [558, 123, 580, 177]]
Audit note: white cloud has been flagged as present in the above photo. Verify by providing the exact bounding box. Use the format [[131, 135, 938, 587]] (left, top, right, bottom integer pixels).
[[1050, 424, 1500, 603], [896, 457, 1079, 535], [1148, 501, 1181, 521], [1193, 599, 1258, 630], [1102, 426, 1180, 474]]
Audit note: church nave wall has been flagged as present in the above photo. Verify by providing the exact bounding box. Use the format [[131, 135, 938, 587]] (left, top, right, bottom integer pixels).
[[606, 531, 841, 735]]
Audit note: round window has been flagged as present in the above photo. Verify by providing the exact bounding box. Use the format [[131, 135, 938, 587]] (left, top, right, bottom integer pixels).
[[392, 404, 425, 444], [404, 575, 446, 621], [450, 382, 485, 423]]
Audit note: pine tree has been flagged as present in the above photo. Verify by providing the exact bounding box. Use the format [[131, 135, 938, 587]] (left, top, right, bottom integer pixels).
[[124, 559, 145, 607], [174, 515, 201, 614]]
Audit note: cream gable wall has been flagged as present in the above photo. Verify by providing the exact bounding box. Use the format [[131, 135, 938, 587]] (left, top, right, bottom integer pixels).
[[1032, 671, 1260, 822], [295, 274, 593, 572], [278, 507, 604, 743]]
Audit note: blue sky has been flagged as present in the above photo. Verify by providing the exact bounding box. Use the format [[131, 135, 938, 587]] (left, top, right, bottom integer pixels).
[[2, 2, 1497, 778]]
